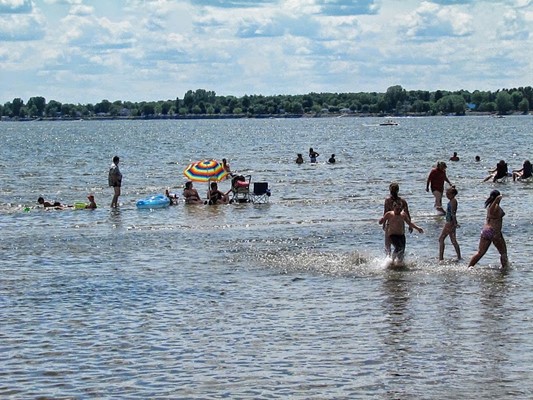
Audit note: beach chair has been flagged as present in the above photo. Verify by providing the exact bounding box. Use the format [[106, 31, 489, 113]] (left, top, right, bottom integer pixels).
[[251, 182, 270, 204], [231, 175, 252, 203]]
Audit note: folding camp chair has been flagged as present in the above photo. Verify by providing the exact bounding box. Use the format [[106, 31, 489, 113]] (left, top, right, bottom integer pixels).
[[251, 182, 270, 204], [231, 175, 252, 203]]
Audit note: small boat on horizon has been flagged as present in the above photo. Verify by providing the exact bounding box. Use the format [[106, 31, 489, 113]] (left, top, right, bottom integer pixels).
[[379, 119, 399, 126]]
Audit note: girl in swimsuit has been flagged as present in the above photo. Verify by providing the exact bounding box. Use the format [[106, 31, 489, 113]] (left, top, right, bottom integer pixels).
[[468, 190, 509, 268], [438, 186, 461, 261]]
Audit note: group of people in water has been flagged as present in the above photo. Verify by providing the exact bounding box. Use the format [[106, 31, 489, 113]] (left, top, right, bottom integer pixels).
[[380, 152, 530, 268], [181, 181, 231, 205], [37, 194, 97, 210], [295, 148, 336, 164], [381, 179, 508, 269], [481, 159, 533, 182], [34, 151, 528, 270]]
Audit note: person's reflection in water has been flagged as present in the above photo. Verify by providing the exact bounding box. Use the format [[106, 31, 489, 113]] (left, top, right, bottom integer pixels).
[[476, 271, 511, 388], [109, 206, 123, 229], [382, 275, 413, 341], [379, 273, 418, 399]]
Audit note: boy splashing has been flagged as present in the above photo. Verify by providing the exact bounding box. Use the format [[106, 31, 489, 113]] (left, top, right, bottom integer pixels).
[[379, 201, 424, 267]]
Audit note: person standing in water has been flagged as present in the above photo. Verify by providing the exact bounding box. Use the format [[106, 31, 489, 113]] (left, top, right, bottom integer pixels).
[[449, 152, 459, 161], [426, 161, 452, 214], [468, 190, 509, 269], [383, 182, 411, 256], [108, 155, 122, 208], [309, 148, 319, 163], [438, 186, 461, 261], [379, 201, 424, 266]]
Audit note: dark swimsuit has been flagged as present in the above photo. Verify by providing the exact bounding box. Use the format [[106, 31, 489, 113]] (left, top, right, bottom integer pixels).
[[389, 234, 406, 257]]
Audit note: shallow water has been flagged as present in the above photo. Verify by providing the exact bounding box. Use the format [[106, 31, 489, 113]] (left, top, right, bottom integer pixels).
[[1, 116, 533, 398]]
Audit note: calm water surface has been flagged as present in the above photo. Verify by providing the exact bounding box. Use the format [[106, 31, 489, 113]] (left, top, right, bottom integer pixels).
[[1, 116, 533, 398]]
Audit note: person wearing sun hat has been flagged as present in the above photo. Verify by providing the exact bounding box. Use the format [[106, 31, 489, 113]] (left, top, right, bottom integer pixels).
[[426, 161, 452, 214], [85, 194, 97, 209]]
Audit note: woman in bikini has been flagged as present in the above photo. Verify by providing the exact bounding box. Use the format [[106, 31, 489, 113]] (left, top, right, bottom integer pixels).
[[183, 181, 203, 205], [468, 190, 509, 268]]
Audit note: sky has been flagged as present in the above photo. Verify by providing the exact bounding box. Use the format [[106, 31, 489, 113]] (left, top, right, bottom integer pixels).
[[0, 0, 532, 104]]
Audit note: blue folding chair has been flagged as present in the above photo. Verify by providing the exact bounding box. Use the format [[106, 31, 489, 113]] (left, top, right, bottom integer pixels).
[[252, 182, 270, 204]]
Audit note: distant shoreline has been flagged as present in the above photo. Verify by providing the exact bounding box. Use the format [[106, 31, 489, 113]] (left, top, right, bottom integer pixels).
[[1, 111, 529, 122]]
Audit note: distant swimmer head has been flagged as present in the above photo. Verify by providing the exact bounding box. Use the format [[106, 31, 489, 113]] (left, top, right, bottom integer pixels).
[[389, 182, 399, 195]]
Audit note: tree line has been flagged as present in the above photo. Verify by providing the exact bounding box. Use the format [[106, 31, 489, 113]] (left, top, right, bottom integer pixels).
[[1, 85, 531, 120]]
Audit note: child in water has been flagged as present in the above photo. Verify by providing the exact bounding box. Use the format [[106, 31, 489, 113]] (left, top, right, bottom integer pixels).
[[85, 194, 97, 209], [379, 202, 424, 266], [438, 186, 461, 261]]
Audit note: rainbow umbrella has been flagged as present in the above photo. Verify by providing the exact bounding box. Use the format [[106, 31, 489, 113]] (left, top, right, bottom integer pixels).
[[183, 159, 229, 183]]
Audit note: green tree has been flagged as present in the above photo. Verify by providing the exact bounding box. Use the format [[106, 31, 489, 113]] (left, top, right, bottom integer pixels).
[[495, 91, 513, 115], [384, 85, 406, 113], [435, 95, 466, 115], [27, 96, 46, 117], [302, 95, 313, 111], [141, 103, 155, 116], [183, 90, 194, 112], [510, 91, 523, 110], [45, 100, 62, 117], [94, 100, 111, 114], [11, 98, 24, 117], [241, 95, 251, 112], [478, 102, 496, 112], [518, 98, 529, 114]]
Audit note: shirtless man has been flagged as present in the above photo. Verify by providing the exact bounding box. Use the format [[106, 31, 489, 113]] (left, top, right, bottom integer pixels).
[[379, 202, 424, 266], [383, 182, 411, 256]]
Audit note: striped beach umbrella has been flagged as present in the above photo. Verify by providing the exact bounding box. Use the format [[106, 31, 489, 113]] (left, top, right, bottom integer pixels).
[[183, 159, 229, 183]]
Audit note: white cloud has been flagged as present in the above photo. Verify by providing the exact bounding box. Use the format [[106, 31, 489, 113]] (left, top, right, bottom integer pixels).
[[0, 0, 532, 103], [69, 4, 94, 16], [0, 0, 33, 13], [496, 9, 530, 40], [0, 12, 45, 40], [402, 2, 473, 39]]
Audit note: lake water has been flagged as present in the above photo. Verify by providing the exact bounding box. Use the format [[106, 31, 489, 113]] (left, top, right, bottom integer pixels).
[[1, 116, 532, 398]]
